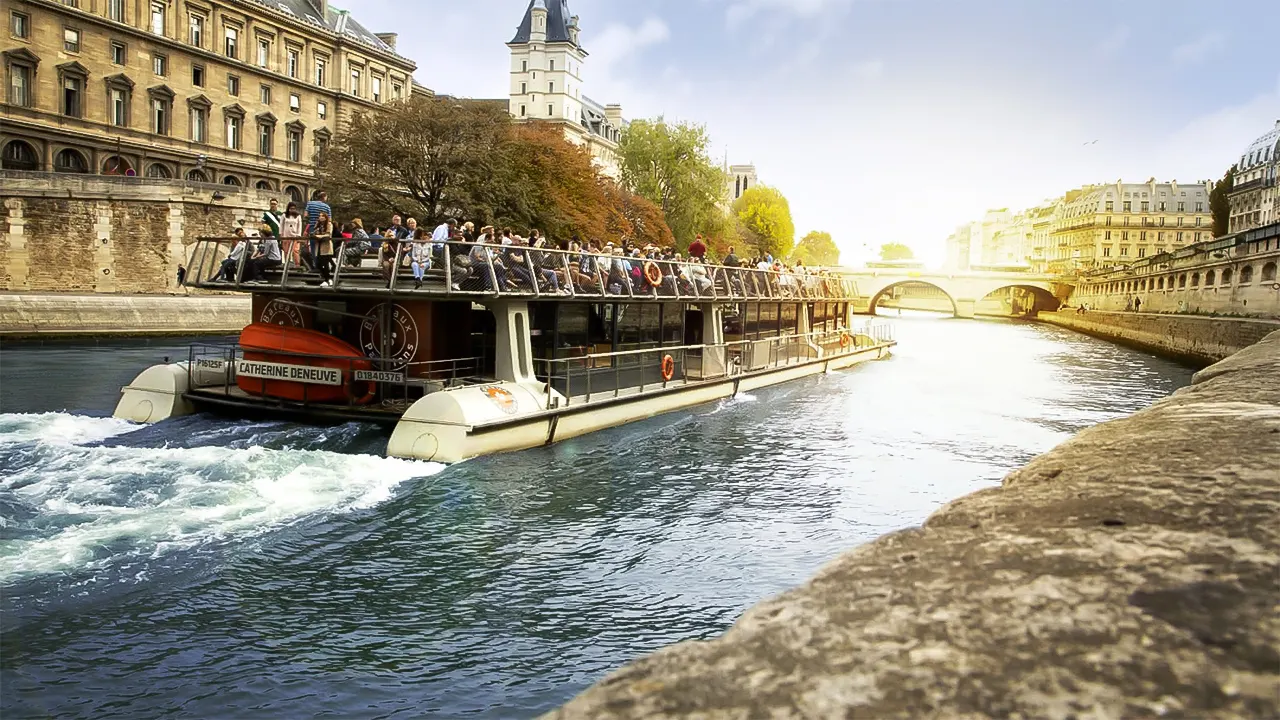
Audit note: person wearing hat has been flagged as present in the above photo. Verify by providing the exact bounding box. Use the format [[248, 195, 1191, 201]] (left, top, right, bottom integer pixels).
[[689, 234, 707, 260]]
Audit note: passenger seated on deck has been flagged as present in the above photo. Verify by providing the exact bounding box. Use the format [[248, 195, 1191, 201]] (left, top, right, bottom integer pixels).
[[409, 228, 432, 290], [570, 242, 600, 292], [244, 224, 282, 282], [465, 232, 513, 292], [505, 240, 537, 290], [379, 229, 402, 288], [216, 228, 251, 282]]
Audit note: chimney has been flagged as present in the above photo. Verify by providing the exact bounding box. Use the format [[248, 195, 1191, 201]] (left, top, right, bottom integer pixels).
[[376, 33, 398, 50], [604, 104, 623, 124]]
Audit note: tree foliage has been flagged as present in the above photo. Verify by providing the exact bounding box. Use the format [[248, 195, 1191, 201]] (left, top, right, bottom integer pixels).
[[318, 99, 673, 245], [1210, 164, 1236, 238], [617, 119, 726, 250], [319, 96, 509, 226], [732, 185, 795, 259], [879, 243, 915, 261], [792, 231, 840, 266]]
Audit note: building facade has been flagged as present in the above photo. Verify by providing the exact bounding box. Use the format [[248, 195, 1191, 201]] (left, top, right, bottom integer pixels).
[[1069, 221, 1280, 318], [507, 0, 623, 178], [1228, 119, 1279, 234], [1048, 180, 1213, 275], [2, 0, 417, 203]]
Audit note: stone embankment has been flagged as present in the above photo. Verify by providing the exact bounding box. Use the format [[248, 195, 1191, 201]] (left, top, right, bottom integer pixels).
[[0, 293, 249, 337], [547, 331, 1280, 719], [1040, 309, 1280, 365]]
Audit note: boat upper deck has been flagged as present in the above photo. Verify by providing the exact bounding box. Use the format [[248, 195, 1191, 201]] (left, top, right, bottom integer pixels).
[[184, 237, 858, 303]]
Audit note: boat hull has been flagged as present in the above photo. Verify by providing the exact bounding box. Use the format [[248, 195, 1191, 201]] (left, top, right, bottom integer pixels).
[[387, 343, 891, 463]]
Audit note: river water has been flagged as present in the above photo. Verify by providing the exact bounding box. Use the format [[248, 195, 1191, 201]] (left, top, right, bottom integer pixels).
[[0, 315, 1193, 719]]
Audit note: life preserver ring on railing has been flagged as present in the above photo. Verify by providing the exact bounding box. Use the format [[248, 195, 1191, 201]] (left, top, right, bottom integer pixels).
[[348, 377, 377, 405], [840, 333, 852, 349], [644, 261, 663, 287], [661, 354, 675, 382]]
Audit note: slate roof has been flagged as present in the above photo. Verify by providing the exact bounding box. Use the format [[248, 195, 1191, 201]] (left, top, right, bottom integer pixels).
[[246, 0, 403, 59], [510, 0, 579, 46]]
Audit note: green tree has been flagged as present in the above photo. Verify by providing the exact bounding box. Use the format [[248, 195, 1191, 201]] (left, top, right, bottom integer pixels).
[[732, 185, 795, 259], [1210, 164, 1236, 237], [879, 243, 915, 261], [318, 96, 510, 226], [791, 231, 840, 266], [617, 119, 726, 249]]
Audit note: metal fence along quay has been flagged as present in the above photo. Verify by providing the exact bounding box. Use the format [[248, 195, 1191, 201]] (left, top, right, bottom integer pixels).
[[184, 237, 860, 302]]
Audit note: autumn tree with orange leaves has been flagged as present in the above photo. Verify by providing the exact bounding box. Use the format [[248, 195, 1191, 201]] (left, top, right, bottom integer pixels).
[[319, 97, 673, 247]]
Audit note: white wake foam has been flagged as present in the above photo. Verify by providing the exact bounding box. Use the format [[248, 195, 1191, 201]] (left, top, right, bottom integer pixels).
[[0, 413, 441, 583]]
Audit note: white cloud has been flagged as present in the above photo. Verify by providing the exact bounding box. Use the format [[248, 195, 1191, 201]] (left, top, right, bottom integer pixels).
[[590, 18, 672, 73], [724, 0, 854, 27], [1171, 31, 1226, 65]]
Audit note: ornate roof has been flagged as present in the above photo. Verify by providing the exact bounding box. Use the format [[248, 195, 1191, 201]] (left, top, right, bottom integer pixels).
[[510, 0, 579, 46], [247, 0, 403, 59], [1238, 120, 1280, 171]]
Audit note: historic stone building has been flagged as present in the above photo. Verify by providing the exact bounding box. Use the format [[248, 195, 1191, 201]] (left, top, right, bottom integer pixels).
[[1047, 180, 1213, 274], [725, 163, 757, 204], [507, 0, 623, 178], [2, 0, 418, 203], [1228, 119, 1279, 234]]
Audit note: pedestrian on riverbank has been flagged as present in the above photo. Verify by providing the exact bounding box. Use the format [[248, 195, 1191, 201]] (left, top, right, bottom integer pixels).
[[1134, 297, 1142, 313]]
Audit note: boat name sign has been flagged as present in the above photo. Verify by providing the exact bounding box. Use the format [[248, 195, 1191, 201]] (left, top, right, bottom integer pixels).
[[235, 360, 342, 386]]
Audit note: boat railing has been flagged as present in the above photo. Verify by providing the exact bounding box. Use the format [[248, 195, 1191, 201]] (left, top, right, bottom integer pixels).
[[185, 342, 486, 409], [183, 237, 860, 302], [533, 320, 894, 407]]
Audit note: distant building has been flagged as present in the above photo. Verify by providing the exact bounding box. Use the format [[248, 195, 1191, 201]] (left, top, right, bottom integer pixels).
[[1049, 180, 1213, 274], [725, 163, 757, 204], [1228, 120, 1279, 234], [1, 0, 418, 201], [507, 0, 623, 178]]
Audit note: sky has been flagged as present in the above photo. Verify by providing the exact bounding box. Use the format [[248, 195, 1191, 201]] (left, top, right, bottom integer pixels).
[[348, 0, 1280, 267]]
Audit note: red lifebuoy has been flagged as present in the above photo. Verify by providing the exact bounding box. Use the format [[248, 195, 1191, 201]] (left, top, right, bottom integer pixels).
[[661, 354, 675, 382], [348, 377, 377, 405], [840, 333, 852, 349], [644, 261, 663, 287]]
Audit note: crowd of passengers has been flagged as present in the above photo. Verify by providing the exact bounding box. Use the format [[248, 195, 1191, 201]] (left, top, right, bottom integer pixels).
[[210, 193, 844, 298]]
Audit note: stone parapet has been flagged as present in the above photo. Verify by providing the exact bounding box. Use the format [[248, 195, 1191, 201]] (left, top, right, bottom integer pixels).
[[1038, 310, 1280, 365], [0, 293, 249, 337], [546, 330, 1280, 720]]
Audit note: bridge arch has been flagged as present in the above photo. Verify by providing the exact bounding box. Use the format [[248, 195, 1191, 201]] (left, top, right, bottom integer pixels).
[[867, 280, 958, 316], [968, 282, 1062, 317]]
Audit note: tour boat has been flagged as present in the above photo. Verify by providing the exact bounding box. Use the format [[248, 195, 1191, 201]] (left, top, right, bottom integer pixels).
[[114, 238, 895, 463]]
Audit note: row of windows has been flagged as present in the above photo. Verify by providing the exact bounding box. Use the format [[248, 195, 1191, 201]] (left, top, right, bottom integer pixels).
[[1102, 231, 1206, 243], [1105, 201, 1204, 213], [1, 140, 311, 203], [10, 9, 404, 102], [1085, 263, 1277, 294]]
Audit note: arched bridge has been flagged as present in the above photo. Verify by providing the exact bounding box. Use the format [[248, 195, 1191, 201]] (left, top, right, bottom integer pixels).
[[838, 269, 1063, 318]]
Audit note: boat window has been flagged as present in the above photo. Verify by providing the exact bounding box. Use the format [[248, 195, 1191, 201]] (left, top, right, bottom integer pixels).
[[742, 303, 760, 339], [616, 304, 661, 351], [660, 303, 683, 346], [758, 303, 780, 339], [781, 303, 798, 337], [530, 301, 557, 361]]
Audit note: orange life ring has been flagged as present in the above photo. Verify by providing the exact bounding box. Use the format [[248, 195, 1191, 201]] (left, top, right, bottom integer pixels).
[[840, 333, 852, 349], [644, 261, 663, 287], [660, 354, 675, 382], [348, 376, 377, 405]]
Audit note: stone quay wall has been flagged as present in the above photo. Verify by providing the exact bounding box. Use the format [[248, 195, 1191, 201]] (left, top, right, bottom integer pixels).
[[1038, 309, 1280, 365], [0, 173, 277, 295], [0, 294, 250, 338], [546, 330, 1280, 720]]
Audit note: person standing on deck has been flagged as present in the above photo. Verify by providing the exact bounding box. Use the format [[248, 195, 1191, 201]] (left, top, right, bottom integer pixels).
[[432, 218, 456, 261], [262, 199, 282, 239], [305, 191, 332, 264], [688, 234, 707, 260]]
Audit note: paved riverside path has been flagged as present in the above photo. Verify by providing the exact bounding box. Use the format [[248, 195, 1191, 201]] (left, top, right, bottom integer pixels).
[[0, 293, 250, 337], [547, 331, 1280, 719]]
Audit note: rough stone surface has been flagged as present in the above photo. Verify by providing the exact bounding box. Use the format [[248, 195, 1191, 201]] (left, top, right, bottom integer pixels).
[[0, 293, 250, 337], [1039, 310, 1280, 365], [547, 331, 1280, 720]]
